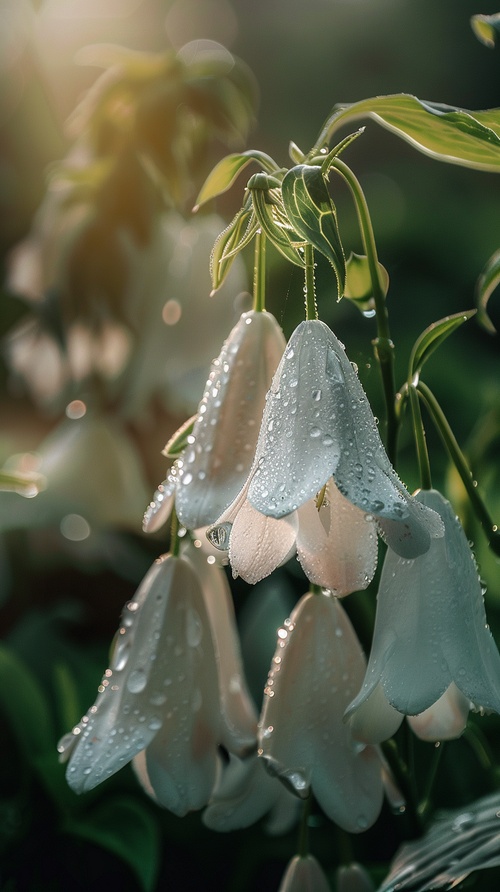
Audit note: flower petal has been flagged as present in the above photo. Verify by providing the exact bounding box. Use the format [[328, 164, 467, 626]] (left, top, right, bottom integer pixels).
[[183, 539, 257, 754], [258, 592, 383, 832], [408, 683, 471, 742], [296, 479, 378, 594], [277, 855, 331, 892], [61, 554, 221, 807], [347, 489, 500, 734], [175, 310, 285, 530], [248, 320, 440, 557], [229, 498, 298, 584]]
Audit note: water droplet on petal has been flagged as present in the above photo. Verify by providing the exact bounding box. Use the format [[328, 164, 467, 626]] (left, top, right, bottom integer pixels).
[[127, 668, 148, 694], [206, 522, 232, 550]]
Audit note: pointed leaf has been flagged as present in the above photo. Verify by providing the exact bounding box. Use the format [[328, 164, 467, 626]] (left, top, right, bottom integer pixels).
[[476, 248, 500, 333], [409, 309, 476, 379], [323, 95, 500, 171], [471, 13, 500, 48], [210, 202, 258, 292], [194, 150, 279, 209], [281, 164, 345, 295]]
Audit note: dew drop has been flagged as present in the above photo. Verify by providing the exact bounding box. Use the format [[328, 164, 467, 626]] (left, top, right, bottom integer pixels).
[[186, 608, 203, 647], [127, 668, 148, 694], [310, 427, 321, 439], [207, 522, 232, 550]]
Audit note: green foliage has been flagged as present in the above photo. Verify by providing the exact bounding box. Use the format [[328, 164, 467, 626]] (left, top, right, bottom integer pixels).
[[319, 94, 500, 171], [476, 249, 500, 333], [471, 13, 500, 48], [281, 164, 346, 298], [162, 415, 197, 458], [409, 310, 477, 381], [193, 150, 279, 209]]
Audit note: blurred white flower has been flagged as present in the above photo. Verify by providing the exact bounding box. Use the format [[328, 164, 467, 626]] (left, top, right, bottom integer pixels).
[[246, 320, 442, 559], [0, 412, 150, 533], [277, 854, 331, 892], [58, 546, 257, 816], [346, 489, 500, 744], [258, 590, 384, 833], [336, 863, 375, 892]]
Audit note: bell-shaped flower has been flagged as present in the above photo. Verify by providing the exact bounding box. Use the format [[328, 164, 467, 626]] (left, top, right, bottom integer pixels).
[[346, 489, 500, 744], [202, 750, 299, 834], [209, 475, 378, 592], [174, 309, 286, 531], [258, 590, 384, 833], [277, 855, 331, 892], [246, 320, 443, 559], [336, 863, 375, 892], [58, 546, 257, 816]]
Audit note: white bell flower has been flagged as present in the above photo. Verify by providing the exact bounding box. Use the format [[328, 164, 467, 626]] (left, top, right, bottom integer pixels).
[[209, 475, 378, 592], [246, 320, 443, 559], [346, 489, 500, 744], [277, 854, 331, 892], [257, 590, 384, 833], [58, 546, 257, 816], [174, 309, 286, 532]]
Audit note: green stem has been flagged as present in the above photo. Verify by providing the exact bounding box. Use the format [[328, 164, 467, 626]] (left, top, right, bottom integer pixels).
[[170, 509, 181, 557], [297, 795, 312, 857], [418, 742, 445, 821], [409, 384, 432, 490], [417, 380, 500, 556], [253, 230, 266, 312], [304, 243, 318, 320], [381, 738, 424, 837], [329, 158, 398, 463]]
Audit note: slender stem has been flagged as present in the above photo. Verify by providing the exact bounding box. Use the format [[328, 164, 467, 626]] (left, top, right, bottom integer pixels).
[[329, 158, 398, 463], [417, 380, 500, 555], [409, 384, 432, 490], [297, 795, 312, 857], [418, 742, 445, 821], [170, 508, 181, 557], [381, 738, 424, 837], [304, 243, 318, 320], [253, 230, 266, 312]]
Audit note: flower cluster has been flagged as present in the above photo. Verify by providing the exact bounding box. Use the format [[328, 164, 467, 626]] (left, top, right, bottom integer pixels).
[[60, 305, 500, 882]]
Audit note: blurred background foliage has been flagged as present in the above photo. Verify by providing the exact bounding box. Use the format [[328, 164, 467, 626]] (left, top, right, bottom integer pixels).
[[1, 0, 500, 890]]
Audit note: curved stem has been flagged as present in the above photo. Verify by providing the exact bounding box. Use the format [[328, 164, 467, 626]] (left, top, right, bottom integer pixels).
[[417, 380, 500, 555], [304, 243, 318, 320], [329, 158, 398, 463], [253, 230, 266, 312], [409, 384, 432, 490]]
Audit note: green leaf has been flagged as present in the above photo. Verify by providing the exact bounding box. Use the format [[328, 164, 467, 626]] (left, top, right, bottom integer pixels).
[[409, 310, 476, 380], [161, 415, 197, 458], [209, 201, 258, 292], [476, 248, 500, 333], [322, 94, 500, 171], [250, 185, 305, 268], [281, 164, 345, 295], [0, 645, 55, 760], [471, 13, 500, 48], [344, 252, 389, 314], [66, 796, 161, 892], [194, 150, 278, 209]]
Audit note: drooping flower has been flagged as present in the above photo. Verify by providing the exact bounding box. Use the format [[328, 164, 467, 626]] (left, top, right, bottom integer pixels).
[[258, 590, 384, 833], [277, 854, 331, 892], [209, 474, 378, 591], [58, 545, 257, 815], [202, 750, 299, 834], [336, 863, 375, 892], [246, 320, 442, 559], [346, 489, 500, 744], [173, 309, 286, 531]]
